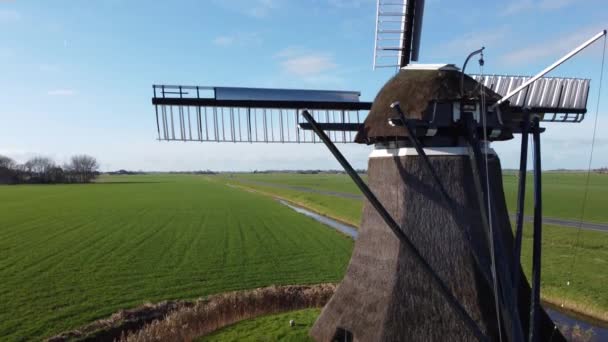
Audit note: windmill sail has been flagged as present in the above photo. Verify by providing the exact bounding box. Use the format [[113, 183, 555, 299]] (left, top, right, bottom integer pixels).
[[472, 75, 591, 122], [373, 0, 425, 70], [152, 85, 370, 143]]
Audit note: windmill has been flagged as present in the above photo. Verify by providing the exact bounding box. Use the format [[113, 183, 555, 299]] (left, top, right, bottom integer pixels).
[[150, 1, 606, 340]]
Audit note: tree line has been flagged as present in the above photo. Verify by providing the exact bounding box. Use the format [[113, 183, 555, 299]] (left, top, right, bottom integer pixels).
[[0, 154, 100, 184]]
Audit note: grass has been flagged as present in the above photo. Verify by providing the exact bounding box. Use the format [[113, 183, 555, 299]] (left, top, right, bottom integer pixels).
[[0, 175, 353, 341], [199, 308, 319, 342], [521, 223, 608, 321], [220, 180, 362, 227], [232, 173, 366, 195], [502, 172, 608, 224], [221, 172, 608, 320], [225, 172, 608, 224]]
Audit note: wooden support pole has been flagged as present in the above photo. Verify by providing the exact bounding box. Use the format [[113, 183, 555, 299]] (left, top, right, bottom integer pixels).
[[529, 117, 543, 342]]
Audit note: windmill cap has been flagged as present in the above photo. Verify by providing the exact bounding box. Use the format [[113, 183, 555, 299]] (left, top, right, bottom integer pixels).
[[354, 68, 507, 144]]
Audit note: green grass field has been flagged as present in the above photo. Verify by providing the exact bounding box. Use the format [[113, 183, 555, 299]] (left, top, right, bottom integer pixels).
[[0, 175, 353, 341], [1, 171, 607, 340], [233, 173, 365, 195], [226, 172, 608, 224], [199, 308, 319, 342], [520, 223, 608, 318], [502, 172, 608, 224], [221, 179, 363, 227], [221, 173, 364, 226]]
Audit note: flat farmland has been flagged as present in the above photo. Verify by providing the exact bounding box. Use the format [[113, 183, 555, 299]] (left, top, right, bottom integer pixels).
[[0, 175, 353, 341], [2, 172, 606, 340], [227, 171, 608, 224], [233, 173, 365, 196], [226, 183, 363, 227], [502, 172, 608, 224]]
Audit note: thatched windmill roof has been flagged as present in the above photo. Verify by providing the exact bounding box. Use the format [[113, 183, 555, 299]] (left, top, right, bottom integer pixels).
[[355, 68, 510, 144]]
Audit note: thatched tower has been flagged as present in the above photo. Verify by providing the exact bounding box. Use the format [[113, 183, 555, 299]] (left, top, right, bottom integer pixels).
[[310, 65, 564, 341]]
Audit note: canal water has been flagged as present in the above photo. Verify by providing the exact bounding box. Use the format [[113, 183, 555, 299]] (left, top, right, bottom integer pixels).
[[279, 200, 358, 239], [545, 306, 608, 341], [279, 200, 608, 341]]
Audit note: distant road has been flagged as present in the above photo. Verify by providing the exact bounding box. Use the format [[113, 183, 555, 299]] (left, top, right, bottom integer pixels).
[[235, 178, 608, 233], [513, 215, 608, 233]]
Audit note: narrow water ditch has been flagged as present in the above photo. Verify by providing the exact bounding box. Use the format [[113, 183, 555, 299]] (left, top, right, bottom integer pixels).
[[279, 200, 358, 239], [279, 200, 608, 340]]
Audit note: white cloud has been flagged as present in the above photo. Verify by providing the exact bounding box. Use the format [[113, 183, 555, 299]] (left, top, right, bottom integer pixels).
[[502, 0, 534, 15], [429, 28, 508, 60], [503, 0, 580, 15], [213, 36, 234, 47], [281, 55, 336, 76], [443, 29, 508, 53], [276, 47, 337, 77], [47, 89, 76, 96], [539, 0, 578, 10], [212, 33, 262, 47], [327, 0, 372, 9], [501, 25, 605, 66], [249, 0, 277, 18], [212, 0, 279, 18], [0, 9, 20, 23]]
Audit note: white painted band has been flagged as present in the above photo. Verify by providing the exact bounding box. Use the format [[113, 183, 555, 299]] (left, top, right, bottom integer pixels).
[[369, 146, 496, 158]]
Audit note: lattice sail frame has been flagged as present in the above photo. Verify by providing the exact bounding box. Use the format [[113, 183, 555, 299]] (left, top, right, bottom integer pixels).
[[152, 85, 371, 143], [155, 105, 367, 144]]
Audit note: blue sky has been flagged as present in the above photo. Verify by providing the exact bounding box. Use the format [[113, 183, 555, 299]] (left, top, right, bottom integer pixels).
[[0, 0, 606, 171]]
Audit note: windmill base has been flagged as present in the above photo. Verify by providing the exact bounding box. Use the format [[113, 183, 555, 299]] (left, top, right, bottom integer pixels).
[[309, 150, 563, 341]]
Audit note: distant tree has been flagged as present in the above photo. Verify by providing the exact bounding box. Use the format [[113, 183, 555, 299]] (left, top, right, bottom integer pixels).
[[13, 164, 27, 183], [0, 155, 15, 169], [24, 156, 55, 183], [48, 166, 66, 183], [68, 155, 99, 183], [0, 155, 18, 184], [0, 154, 102, 185]]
